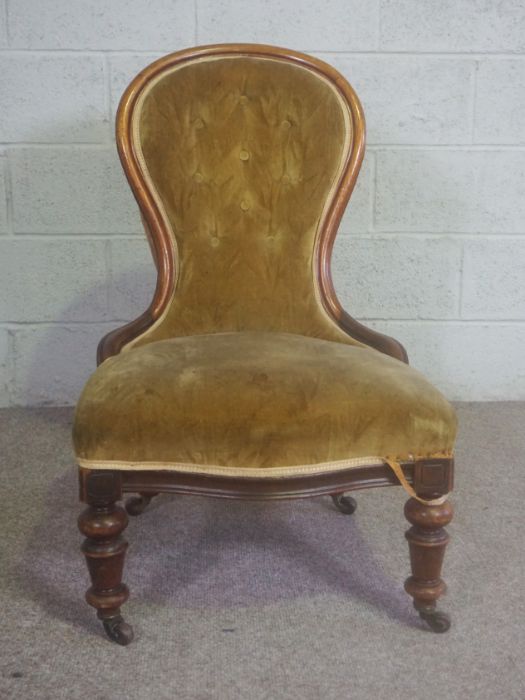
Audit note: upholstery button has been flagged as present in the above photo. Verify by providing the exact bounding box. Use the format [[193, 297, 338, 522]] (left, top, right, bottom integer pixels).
[[239, 150, 250, 161], [194, 118, 204, 129], [194, 172, 204, 183], [282, 174, 290, 183], [240, 200, 250, 211], [239, 95, 249, 105], [282, 120, 291, 129], [210, 236, 220, 247]]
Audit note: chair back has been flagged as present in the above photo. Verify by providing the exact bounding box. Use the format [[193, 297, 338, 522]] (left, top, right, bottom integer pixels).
[[116, 45, 366, 351]]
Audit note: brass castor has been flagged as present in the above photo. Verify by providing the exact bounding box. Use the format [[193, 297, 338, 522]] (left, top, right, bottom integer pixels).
[[418, 608, 451, 633], [102, 615, 134, 645], [331, 493, 357, 515], [125, 493, 156, 516]]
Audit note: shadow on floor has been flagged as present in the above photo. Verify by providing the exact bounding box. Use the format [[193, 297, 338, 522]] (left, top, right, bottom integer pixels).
[[14, 467, 415, 637]]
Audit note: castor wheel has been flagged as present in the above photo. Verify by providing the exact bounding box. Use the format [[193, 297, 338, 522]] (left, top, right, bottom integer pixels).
[[331, 493, 357, 514], [102, 615, 134, 645], [125, 493, 156, 516], [419, 608, 451, 633]]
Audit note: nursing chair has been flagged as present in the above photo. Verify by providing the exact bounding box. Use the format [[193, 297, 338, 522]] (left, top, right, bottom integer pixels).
[[74, 44, 456, 645]]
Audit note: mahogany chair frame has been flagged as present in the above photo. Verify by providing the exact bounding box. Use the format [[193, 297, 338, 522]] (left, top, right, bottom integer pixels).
[[77, 44, 454, 645]]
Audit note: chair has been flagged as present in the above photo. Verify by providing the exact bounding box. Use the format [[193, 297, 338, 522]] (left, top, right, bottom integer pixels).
[[74, 44, 457, 645]]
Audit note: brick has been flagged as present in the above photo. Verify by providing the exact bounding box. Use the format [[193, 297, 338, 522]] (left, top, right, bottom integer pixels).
[[368, 321, 525, 400], [380, 0, 525, 52], [333, 235, 461, 319], [108, 238, 156, 319], [320, 54, 473, 145], [475, 60, 525, 145], [0, 54, 107, 143], [109, 54, 162, 125], [10, 147, 141, 234], [197, 0, 379, 50], [375, 150, 525, 233], [0, 158, 8, 234], [0, 239, 109, 323], [0, 327, 9, 407], [462, 239, 525, 319], [11, 324, 112, 405], [9, 0, 195, 50]]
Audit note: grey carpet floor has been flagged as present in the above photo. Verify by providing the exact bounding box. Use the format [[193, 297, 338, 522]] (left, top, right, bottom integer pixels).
[[0, 403, 524, 700]]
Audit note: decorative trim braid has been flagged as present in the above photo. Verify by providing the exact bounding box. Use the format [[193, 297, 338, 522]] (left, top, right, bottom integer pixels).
[[384, 458, 450, 505], [77, 451, 454, 503]]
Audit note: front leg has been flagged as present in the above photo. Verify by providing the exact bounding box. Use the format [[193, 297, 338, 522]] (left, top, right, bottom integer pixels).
[[78, 471, 133, 645], [404, 497, 453, 633]]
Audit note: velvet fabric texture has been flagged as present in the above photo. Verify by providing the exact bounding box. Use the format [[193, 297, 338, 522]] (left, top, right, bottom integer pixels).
[[74, 52, 457, 475], [127, 55, 358, 348], [74, 332, 457, 471]]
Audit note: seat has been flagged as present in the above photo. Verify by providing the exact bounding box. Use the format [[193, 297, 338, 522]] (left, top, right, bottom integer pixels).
[[75, 44, 457, 645], [74, 331, 456, 474]]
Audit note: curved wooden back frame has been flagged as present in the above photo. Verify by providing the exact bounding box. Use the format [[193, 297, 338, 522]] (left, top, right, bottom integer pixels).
[[97, 43, 408, 365]]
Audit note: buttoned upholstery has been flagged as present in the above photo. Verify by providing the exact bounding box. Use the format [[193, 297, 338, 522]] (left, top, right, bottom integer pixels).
[[125, 54, 359, 349]]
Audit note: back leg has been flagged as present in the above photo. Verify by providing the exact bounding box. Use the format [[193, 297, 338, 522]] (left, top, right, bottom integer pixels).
[[331, 493, 357, 514], [125, 492, 158, 516]]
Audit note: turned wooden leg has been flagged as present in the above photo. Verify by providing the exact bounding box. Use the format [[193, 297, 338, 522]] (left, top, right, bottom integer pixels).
[[404, 497, 453, 633], [331, 493, 357, 514], [126, 492, 158, 516], [78, 471, 133, 645]]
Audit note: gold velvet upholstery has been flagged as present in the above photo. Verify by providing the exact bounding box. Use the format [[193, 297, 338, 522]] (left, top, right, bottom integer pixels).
[[73, 49, 457, 478], [74, 332, 456, 475], [127, 54, 359, 347]]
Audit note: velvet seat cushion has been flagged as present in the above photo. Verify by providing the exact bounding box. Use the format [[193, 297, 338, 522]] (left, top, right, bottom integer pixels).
[[73, 332, 456, 476]]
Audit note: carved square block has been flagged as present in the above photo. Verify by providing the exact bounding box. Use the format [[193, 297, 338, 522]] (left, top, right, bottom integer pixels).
[[413, 459, 454, 497]]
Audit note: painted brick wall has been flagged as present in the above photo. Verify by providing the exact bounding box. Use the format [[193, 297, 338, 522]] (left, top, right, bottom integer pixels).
[[1, 0, 524, 405]]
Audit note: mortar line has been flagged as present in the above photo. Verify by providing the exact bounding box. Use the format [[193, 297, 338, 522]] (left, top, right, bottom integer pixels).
[[0, 321, 134, 328], [6, 233, 144, 239], [469, 59, 479, 144], [1, 319, 524, 329], [368, 144, 525, 151], [362, 319, 525, 325], [2, 48, 525, 58], [3, 153, 14, 236], [337, 232, 525, 239], [1, 142, 114, 149], [313, 50, 525, 58], [6, 231, 525, 239]]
